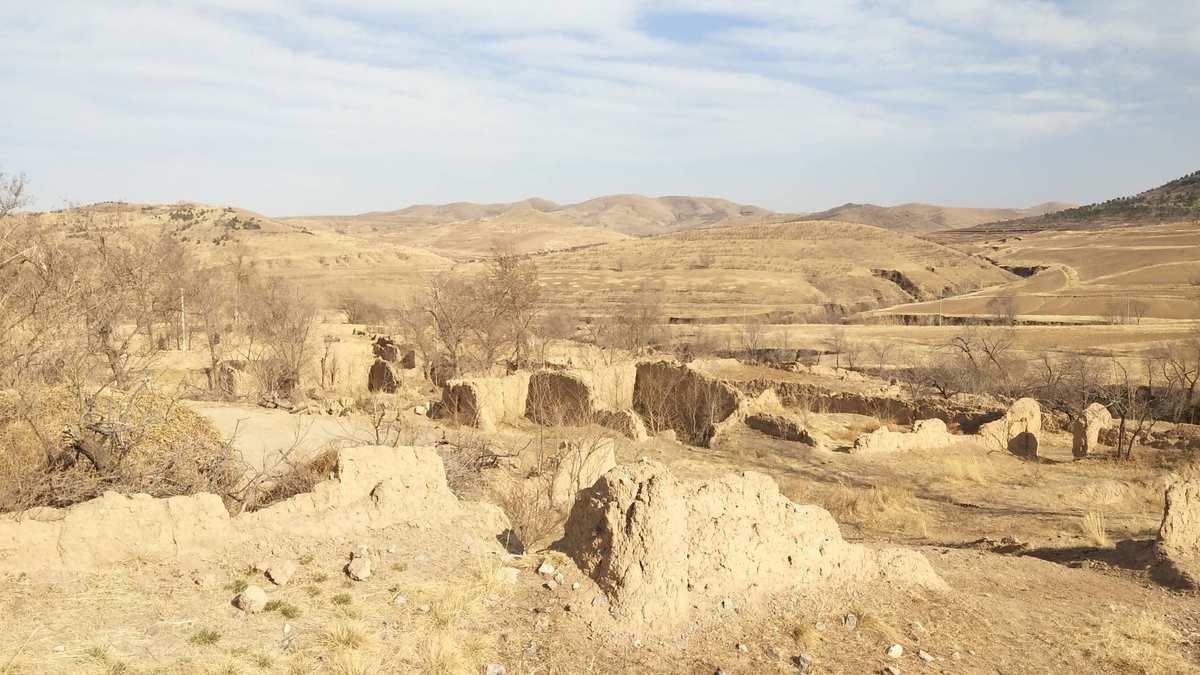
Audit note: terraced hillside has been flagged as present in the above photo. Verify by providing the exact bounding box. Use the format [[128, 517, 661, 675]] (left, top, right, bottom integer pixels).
[[875, 221, 1200, 322], [531, 220, 1013, 322]]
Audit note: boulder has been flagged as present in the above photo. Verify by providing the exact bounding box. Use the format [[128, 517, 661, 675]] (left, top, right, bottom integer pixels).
[[235, 585, 268, 613], [1072, 402, 1113, 458], [557, 462, 946, 628], [978, 398, 1041, 458]]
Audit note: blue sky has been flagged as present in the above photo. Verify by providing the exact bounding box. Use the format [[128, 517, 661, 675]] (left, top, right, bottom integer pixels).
[[2, 1, 1198, 215]]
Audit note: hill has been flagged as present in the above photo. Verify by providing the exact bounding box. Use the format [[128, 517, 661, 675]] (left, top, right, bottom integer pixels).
[[283, 194, 776, 258], [529, 220, 1013, 322], [24, 202, 453, 303], [947, 169, 1200, 235], [798, 201, 1074, 234]]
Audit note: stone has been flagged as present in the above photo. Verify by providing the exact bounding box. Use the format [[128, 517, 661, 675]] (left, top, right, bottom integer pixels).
[[882, 667, 900, 675], [266, 559, 298, 586], [793, 654, 813, 672], [918, 650, 934, 663], [392, 594, 408, 606], [346, 553, 372, 581], [537, 561, 556, 577], [843, 613, 858, 630], [235, 585, 268, 613], [545, 580, 559, 591], [886, 644, 904, 658], [736, 643, 749, 653], [485, 665, 506, 675]]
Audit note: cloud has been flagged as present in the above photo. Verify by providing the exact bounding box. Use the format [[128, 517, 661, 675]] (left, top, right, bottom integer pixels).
[[1, 1, 1195, 213]]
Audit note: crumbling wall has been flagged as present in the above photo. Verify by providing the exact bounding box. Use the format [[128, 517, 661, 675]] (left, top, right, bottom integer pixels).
[[0, 446, 507, 573], [525, 364, 637, 426], [1153, 480, 1200, 589], [633, 361, 743, 446], [557, 462, 947, 628], [744, 413, 813, 444], [439, 372, 532, 432], [594, 408, 649, 441], [978, 398, 1042, 458], [1072, 402, 1113, 458], [850, 418, 956, 454]]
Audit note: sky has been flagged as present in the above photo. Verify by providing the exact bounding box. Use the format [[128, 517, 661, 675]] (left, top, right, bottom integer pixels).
[[2, 1, 1198, 216]]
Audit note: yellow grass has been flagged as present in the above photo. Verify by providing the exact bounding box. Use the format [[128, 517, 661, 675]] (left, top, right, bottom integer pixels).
[[1081, 511, 1113, 548], [823, 484, 932, 538]]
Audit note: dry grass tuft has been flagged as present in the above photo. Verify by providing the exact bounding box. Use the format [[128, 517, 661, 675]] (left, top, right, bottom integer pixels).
[[823, 484, 931, 538], [1081, 511, 1113, 547], [321, 621, 369, 651], [1084, 610, 1194, 674]]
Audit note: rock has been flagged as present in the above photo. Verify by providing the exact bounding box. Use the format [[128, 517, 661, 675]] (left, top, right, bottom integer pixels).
[[882, 667, 900, 675], [978, 397, 1041, 458], [266, 559, 298, 586], [918, 650, 934, 663], [346, 552, 372, 581], [545, 580, 559, 591], [591, 595, 609, 608], [553, 572, 565, 584], [1072, 402, 1113, 458], [235, 585, 268, 613], [557, 461, 945, 629], [886, 644, 904, 658], [392, 594, 408, 606], [843, 613, 858, 630], [418, 603, 431, 613], [571, 581, 580, 591], [910, 621, 927, 638], [736, 643, 749, 653], [537, 561, 556, 577], [792, 654, 813, 672], [485, 665, 506, 675]]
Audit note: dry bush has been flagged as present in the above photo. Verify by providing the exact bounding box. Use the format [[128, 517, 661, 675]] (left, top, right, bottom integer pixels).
[[822, 484, 931, 538], [493, 472, 561, 553], [1080, 511, 1112, 547], [1083, 610, 1194, 674], [249, 447, 340, 511], [0, 386, 241, 513]]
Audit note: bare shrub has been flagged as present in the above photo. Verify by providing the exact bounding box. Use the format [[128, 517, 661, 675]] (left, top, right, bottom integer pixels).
[[1080, 511, 1112, 547], [250, 448, 340, 511], [338, 290, 390, 325]]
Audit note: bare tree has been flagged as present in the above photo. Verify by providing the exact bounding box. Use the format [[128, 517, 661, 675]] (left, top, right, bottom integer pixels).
[[246, 279, 316, 395], [986, 294, 1018, 325]]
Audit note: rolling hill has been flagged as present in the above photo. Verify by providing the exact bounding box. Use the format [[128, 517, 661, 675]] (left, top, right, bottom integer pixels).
[[528, 220, 1014, 322], [282, 195, 777, 258], [797, 201, 1074, 235], [945, 169, 1200, 235]]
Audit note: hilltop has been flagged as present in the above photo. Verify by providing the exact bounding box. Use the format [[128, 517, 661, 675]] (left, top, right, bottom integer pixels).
[[798, 201, 1073, 235], [947, 169, 1200, 235], [282, 194, 776, 258]]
